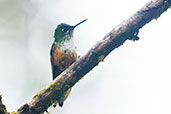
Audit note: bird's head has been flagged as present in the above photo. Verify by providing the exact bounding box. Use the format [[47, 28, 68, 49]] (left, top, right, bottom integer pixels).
[[54, 19, 87, 42]]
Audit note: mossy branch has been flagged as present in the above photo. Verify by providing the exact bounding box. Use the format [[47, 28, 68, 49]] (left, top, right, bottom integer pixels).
[[13, 0, 171, 114], [0, 95, 9, 114]]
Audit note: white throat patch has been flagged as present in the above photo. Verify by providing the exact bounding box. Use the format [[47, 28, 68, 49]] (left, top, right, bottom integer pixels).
[[60, 38, 77, 53]]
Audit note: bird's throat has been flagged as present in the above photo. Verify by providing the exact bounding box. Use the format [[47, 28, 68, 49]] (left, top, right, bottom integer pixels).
[[56, 38, 77, 53]]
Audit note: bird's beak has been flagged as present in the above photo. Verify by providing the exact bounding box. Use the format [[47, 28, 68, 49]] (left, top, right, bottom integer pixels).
[[72, 19, 88, 29], [69, 19, 87, 36]]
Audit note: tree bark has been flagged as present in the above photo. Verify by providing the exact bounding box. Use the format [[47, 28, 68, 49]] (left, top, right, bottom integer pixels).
[[0, 95, 8, 114], [16, 0, 171, 114]]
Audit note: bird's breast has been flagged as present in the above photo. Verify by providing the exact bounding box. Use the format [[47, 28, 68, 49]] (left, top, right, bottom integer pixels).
[[53, 47, 77, 70]]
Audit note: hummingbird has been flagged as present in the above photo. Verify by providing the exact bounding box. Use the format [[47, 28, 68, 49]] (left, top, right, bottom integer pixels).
[[50, 19, 87, 107]]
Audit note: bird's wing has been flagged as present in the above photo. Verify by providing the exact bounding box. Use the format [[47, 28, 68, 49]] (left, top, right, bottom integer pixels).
[[50, 42, 63, 80]]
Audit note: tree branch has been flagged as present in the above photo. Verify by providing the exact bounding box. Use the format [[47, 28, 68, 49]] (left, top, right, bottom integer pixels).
[[17, 0, 171, 113], [0, 95, 8, 114]]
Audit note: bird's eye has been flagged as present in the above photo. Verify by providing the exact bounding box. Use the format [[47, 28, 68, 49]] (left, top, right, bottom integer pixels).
[[61, 29, 64, 32]]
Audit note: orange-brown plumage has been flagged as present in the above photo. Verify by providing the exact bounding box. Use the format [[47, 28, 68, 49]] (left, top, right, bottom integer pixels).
[[50, 42, 77, 80]]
